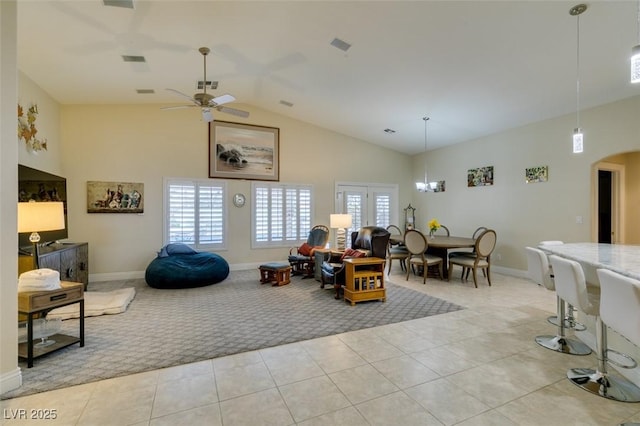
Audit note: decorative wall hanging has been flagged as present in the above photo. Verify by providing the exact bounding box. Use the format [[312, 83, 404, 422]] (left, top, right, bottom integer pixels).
[[525, 166, 549, 183], [87, 181, 144, 213], [209, 120, 280, 181], [17, 103, 48, 152], [467, 166, 494, 187]]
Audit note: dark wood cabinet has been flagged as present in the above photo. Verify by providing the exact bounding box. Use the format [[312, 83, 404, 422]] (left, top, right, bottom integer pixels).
[[20, 243, 89, 290]]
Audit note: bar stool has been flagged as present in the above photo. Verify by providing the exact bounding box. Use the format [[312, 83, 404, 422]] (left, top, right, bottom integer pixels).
[[531, 251, 591, 355], [565, 268, 640, 402], [538, 241, 585, 331]]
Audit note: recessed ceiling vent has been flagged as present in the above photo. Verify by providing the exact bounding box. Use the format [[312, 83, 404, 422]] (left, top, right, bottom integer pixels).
[[136, 89, 155, 94], [330, 38, 351, 52], [103, 0, 135, 9], [122, 55, 146, 63], [280, 100, 294, 107], [384, 128, 396, 134], [197, 80, 218, 90]]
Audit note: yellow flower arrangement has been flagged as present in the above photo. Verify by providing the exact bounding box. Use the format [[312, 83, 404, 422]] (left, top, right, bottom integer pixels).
[[428, 218, 440, 236]]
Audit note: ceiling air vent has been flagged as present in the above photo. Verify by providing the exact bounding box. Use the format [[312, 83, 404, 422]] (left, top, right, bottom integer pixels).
[[122, 55, 146, 63], [330, 38, 351, 52], [136, 89, 155, 94], [384, 128, 396, 134], [103, 0, 134, 9], [280, 100, 294, 107], [197, 80, 218, 90]]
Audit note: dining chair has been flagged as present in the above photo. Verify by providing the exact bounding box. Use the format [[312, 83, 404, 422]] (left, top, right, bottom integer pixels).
[[404, 229, 443, 284], [448, 229, 496, 287], [386, 225, 408, 273], [447, 226, 488, 264]]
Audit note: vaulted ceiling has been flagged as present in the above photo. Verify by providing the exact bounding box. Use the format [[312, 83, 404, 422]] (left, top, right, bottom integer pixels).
[[17, 1, 640, 154]]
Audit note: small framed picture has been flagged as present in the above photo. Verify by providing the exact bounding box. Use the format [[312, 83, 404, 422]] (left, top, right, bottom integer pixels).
[[525, 166, 548, 183]]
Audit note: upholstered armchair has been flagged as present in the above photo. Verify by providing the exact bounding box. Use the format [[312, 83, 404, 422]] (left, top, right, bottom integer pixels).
[[320, 226, 391, 299], [288, 225, 330, 278]]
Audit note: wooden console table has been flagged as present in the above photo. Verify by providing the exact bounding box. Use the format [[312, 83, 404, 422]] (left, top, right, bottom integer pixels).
[[18, 281, 84, 368], [343, 257, 386, 306]]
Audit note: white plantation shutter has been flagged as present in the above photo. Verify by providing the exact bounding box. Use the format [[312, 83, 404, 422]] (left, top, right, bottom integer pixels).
[[252, 183, 313, 248], [374, 192, 391, 228], [165, 178, 226, 249]]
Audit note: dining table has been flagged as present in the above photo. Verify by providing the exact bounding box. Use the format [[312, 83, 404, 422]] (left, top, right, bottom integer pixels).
[[426, 235, 476, 279]]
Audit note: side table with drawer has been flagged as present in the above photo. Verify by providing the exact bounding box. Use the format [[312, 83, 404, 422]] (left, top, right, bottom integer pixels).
[[18, 281, 85, 368]]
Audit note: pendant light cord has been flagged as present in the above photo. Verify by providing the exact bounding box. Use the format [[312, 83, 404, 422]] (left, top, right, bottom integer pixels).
[[576, 13, 581, 129], [423, 116, 429, 184]]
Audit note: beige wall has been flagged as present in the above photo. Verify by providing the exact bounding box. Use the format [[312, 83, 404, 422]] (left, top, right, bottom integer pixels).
[[1, 0, 20, 394], [59, 103, 414, 278], [412, 95, 640, 273]]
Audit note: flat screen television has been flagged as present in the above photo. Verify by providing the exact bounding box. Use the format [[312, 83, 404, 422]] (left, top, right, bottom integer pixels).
[[18, 164, 68, 249]]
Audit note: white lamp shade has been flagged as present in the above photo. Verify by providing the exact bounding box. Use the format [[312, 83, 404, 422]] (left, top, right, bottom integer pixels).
[[18, 202, 65, 233], [330, 213, 352, 229]]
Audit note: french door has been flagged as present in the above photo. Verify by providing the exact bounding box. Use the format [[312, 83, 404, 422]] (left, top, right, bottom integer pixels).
[[335, 183, 398, 248]]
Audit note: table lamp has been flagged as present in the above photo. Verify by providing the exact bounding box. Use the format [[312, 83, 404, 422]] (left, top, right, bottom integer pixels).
[[330, 213, 352, 251], [18, 201, 65, 269]]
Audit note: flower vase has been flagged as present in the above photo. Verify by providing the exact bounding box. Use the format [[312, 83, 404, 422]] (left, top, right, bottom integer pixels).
[[429, 230, 435, 239]]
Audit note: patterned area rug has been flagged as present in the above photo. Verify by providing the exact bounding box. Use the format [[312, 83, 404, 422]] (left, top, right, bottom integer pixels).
[[4, 270, 464, 399]]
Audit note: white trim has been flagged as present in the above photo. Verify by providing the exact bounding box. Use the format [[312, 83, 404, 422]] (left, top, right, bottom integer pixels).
[[0, 367, 22, 395]]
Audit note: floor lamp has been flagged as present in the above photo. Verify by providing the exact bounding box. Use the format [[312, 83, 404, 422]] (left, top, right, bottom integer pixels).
[[18, 201, 65, 269], [330, 214, 352, 251]]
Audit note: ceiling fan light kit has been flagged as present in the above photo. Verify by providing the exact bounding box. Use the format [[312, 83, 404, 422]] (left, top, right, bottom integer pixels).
[[162, 47, 249, 122]]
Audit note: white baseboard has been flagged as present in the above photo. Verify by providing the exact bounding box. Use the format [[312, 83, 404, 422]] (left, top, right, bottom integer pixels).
[[492, 265, 528, 279], [0, 368, 22, 395]]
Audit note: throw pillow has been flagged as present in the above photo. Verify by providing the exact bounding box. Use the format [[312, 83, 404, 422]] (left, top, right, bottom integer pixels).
[[298, 242, 313, 256], [340, 247, 366, 261], [158, 243, 198, 258]]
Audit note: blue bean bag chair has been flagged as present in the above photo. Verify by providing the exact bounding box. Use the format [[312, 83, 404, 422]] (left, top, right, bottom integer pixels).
[[145, 243, 230, 289]]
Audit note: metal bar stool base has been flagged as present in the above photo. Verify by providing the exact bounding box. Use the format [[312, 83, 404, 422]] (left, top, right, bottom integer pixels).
[[535, 335, 591, 355], [567, 368, 640, 402], [546, 315, 587, 331]]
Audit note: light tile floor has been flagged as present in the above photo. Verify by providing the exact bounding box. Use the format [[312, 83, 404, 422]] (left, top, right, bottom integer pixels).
[[3, 269, 640, 425]]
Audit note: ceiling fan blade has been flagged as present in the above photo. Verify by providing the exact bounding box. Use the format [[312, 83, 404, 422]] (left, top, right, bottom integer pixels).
[[210, 94, 235, 107], [166, 88, 198, 105], [160, 105, 196, 110], [216, 106, 250, 118]]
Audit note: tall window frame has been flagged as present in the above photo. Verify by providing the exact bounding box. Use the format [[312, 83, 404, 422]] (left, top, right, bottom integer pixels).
[[251, 182, 314, 248], [164, 177, 227, 250]]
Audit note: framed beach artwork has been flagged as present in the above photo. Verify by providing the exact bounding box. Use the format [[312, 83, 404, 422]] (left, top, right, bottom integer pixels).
[[209, 121, 280, 181], [467, 166, 494, 187], [525, 165, 548, 183], [87, 181, 144, 213]]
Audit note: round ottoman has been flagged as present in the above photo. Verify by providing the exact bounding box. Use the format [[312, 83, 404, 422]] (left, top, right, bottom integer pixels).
[[145, 251, 230, 289]]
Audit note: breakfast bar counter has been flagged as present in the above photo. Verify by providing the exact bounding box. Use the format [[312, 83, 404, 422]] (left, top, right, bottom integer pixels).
[[539, 242, 640, 388], [538, 242, 640, 284]]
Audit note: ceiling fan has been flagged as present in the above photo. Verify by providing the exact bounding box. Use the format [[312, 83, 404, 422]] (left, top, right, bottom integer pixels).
[[162, 47, 250, 122]]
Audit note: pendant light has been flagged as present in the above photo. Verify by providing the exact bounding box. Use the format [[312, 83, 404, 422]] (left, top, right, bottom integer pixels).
[[415, 116, 434, 192], [632, 1, 640, 83], [570, 4, 587, 154]]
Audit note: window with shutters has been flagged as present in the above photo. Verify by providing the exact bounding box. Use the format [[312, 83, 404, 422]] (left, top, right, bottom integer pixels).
[[164, 178, 227, 250], [252, 182, 313, 248]]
